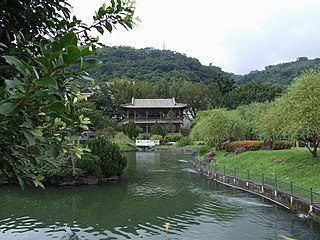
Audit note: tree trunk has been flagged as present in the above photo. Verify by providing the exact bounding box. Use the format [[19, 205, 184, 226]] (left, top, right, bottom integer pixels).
[[306, 139, 319, 158]]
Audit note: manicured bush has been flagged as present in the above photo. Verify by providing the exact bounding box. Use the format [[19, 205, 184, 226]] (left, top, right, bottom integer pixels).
[[124, 121, 140, 139], [87, 135, 127, 177], [76, 153, 102, 176], [272, 140, 292, 150]]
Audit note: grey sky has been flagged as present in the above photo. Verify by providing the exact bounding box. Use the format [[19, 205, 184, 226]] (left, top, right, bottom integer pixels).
[[70, 0, 320, 74]]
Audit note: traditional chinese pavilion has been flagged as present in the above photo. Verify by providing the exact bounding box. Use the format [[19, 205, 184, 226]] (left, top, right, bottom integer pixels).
[[121, 97, 187, 134]]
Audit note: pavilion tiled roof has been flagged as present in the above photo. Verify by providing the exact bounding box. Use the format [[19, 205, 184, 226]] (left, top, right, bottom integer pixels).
[[121, 97, 187, 109]]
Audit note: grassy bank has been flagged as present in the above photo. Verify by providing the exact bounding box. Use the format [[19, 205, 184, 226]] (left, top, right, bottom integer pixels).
[[209, 148, 320, 192]]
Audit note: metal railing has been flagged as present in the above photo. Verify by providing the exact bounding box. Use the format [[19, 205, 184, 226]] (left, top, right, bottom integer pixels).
[[191, 158, 320, 207]]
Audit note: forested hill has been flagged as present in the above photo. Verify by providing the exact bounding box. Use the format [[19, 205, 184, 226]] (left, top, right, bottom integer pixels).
[[235, 57, 320, 85], [89, 46, 233, 84]]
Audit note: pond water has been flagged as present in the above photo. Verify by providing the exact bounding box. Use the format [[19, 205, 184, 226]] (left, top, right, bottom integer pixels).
[[0, 152, 320, 240]]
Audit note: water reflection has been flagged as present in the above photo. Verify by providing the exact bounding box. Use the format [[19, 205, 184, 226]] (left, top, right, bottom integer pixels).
[[0, 152, 319, 239]]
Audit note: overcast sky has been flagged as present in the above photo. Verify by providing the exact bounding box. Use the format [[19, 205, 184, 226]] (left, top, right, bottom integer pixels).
[[70, 0, 320, 74]]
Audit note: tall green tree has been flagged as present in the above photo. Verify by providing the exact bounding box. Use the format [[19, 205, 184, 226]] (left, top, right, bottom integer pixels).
[[268, 69, 320, 157], [124, 121, 140, 139], [0, 0, 136, 186], [190, 109, 245, 145]]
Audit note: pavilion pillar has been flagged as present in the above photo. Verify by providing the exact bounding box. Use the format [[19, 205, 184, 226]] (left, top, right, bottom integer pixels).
[[146, 110, 148, 120], [134, 111, 136, 120]]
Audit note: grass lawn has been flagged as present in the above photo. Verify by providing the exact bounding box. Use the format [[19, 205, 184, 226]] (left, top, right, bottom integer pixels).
[[210, 148, 320, 192]]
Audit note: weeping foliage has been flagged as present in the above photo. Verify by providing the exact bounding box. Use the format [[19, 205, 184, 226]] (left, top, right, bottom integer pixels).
[[256, 68, 320, 157], [190, 109, 245, 145]]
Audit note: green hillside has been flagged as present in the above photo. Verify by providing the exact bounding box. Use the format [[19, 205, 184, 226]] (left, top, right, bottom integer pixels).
[[89, 46, 233, 84], [235, 57, 320, 85]]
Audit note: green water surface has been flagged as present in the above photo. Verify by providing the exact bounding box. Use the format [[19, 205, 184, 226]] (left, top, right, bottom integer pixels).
[[0, 152, 319, 239]]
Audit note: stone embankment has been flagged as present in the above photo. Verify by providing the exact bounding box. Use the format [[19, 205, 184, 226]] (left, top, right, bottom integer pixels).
[[191, 160, 320, 223]]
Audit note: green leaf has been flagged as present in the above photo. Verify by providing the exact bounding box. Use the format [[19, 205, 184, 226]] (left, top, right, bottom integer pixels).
[[51, 147, 60, 158], [78, 74, 95, 84], [96, 26, 104, 34], [0, 102, 20, 116], [30, 129, 43, 136], [50, 101, 66, 113], [60, 31, 77, 48], [63, 46, 81, 64], [23, 130, 35, 146], [79, 45, 97, 57], [17, 177, 26, 190], [51, 40, 61, 53], [53, 118, 66, 127], [2, 55, 27, 76], [35, 56, 50, 70], [35, 76, 59, 89], [105, 22, 113, 32], [19, 122, 33, 128], [40, 39, 51, 57], [79, 59, 101, 71]]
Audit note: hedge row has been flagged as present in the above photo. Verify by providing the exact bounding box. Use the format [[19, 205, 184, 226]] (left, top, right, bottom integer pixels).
[[220, 140, 292, 152]]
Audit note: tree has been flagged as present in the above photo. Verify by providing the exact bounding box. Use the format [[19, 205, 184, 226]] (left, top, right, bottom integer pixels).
[[124, 121, 140, 139], [190, 109, 245, 145], [269, 69, 320, 157], [0, 0, 136, 186], [166, 109, 176, 134], [236, 102, 271, 140], [150, 122, 165, 137], [221, 83, 284, 109]]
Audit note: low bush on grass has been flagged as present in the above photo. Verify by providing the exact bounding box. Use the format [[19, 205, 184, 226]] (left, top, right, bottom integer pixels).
[[272, 140, 292, 150], [220, 140, 263, 152], [177, 136, 193, 147]]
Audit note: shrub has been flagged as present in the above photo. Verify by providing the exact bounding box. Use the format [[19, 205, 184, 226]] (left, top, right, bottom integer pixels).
[[199, 145, 212, 156], [124, 121, 140, 139], [114, 132, 130, 142], [150, 122, 165, 137], [164, 134, 183, 143], [180, 127, 190, 136], [221, 140, 263, 152], [76, 153, 102, 176], [137, 133, 150, 140], [177, 136, 193, 147], [272, 140, 292, 150], [150, 134, 163, 142], [87, 136, 127, 177]]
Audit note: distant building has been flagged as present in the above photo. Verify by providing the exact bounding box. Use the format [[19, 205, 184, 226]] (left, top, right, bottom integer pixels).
[[80, 92, 94, 100], [121, 97, 187, 134]]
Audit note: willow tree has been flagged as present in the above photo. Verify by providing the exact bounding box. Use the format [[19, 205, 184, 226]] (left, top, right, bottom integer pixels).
[[276, 69, 320, 157], [190, 108, 245, 146]]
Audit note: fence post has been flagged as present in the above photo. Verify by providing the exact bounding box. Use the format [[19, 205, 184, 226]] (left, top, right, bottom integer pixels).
[[290, 182, 293, 196], [214, 164, 217, 173], [247, 170, 249, 181], [275, 176, 278, 190], [311, 188, 313, 205], [234, 168, 236, 178], [262, 174, 264, 186], [223, 166, 226, 176]]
